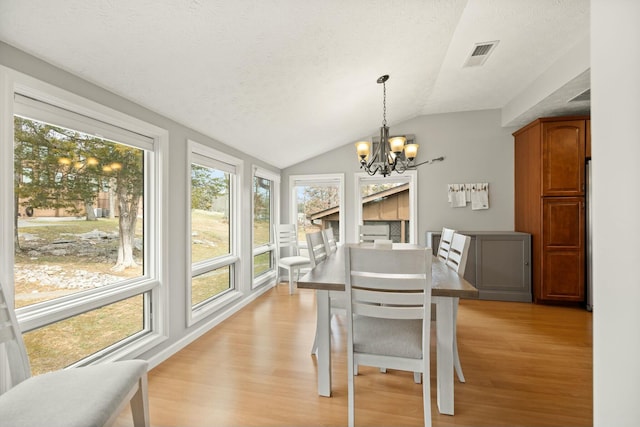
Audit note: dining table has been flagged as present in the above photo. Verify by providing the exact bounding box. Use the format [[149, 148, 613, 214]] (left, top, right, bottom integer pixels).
[[297, 243, 478, 416]]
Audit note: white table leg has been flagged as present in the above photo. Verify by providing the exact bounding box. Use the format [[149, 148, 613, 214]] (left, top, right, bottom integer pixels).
[[434, 296, 454, 415], [316, 289, 332, 396]]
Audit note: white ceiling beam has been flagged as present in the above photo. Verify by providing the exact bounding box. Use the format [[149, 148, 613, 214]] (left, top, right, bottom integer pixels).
[[501, 35, 590, 127]]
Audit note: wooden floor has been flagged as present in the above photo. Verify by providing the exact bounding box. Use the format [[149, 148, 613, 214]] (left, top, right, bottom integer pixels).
[[116, 284, 593, 427]]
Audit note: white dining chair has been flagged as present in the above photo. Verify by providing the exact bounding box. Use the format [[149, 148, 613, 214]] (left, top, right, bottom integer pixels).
[[437, 227, 456, 262], [322, 227, 338, 254], [345, 246, 432, 427], [445, 232, 471, 383], [274, 224, 311, 294], [0, 281, 150, 427], [358, 224, 390, 242], [306, 230, 329, 268], [308, 230, 345, 355]]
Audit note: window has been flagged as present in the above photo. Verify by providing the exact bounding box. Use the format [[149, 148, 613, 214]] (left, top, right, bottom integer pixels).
[[354, 171, 418, 243], [290, 174, 344, 248], [188, 141, 242, 324], [252, 167, 279, 288], [4, 74, 167, 375]]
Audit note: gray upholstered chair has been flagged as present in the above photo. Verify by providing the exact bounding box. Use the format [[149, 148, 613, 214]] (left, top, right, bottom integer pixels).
[[0, 281, 150, 427], [345, 246, 432, 427]]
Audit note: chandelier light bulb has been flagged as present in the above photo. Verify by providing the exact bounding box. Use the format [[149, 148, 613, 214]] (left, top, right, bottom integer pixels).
[[388, 136, 406, 154], [355, 141, 370, 160]]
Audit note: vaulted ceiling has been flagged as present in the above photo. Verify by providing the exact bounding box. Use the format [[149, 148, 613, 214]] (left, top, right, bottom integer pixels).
[[0, 0, 590, 169]]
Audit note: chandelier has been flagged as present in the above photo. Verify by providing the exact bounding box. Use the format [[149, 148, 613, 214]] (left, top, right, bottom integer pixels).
[[355, 75, 444, 177], [355, 75, 419, 177]]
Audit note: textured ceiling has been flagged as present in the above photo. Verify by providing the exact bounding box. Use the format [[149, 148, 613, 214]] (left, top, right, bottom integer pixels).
[[0, 0, 590, 168]]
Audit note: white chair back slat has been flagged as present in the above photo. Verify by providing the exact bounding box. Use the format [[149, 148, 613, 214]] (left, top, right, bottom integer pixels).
[[322, 227, 338, 254], [446, 233, 471, 276], [352, 288, 425, 307], [306, 230, 328, 267], [350, 275, 427, 290], [274, 224, 301, 257], [437, 227, 456, 261], [359, 224, 390, 243], [353, 303, 425, 320]]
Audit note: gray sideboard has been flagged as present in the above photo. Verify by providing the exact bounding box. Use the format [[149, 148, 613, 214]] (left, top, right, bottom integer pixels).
[[426, 231, 532, 302]]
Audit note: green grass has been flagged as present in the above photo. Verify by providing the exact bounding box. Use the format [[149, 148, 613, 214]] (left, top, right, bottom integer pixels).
[[23, 295, 144, 375], [191, 210, 230, 263], [253, 252, 271, 278]]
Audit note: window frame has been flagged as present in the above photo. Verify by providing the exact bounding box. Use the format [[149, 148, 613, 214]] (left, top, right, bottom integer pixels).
[[353, 171, 418, 244], [186, 139, 243, 326], [0, 66, 169, 366], [252, 166, 280, 289]]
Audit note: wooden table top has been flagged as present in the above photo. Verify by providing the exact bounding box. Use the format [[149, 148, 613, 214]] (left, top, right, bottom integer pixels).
[[297, 244, 479, 298]]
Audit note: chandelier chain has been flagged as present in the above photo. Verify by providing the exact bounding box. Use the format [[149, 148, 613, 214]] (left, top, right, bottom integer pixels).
[[382, 81, 387, 126]]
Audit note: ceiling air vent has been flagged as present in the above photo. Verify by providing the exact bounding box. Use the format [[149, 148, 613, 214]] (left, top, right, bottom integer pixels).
[[568, 89, 590, 103], [463, 40, 499, 67]]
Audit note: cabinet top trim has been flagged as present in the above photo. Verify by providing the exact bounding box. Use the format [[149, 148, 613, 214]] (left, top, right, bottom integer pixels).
[[512, 115, 590, 137]]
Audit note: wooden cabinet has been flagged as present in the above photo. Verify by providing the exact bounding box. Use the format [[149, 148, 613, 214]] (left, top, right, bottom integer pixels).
[[426, 231, 532, 302], [514, 116, 589, 303]]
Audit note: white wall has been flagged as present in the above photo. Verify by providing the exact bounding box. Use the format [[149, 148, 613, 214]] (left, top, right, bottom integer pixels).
[[282, 109, 518, 244], [592, 0, 640, 425]]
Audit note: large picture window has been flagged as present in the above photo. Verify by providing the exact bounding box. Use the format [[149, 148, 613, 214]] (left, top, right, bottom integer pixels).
[[5, 77, 166, 375], [188, 141, 242, 323]]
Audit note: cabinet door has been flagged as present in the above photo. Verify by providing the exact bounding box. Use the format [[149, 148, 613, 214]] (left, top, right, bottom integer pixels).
[[476, 234, 531, 302], [542, 120, 586, 196], [541, 197, 585, 301]]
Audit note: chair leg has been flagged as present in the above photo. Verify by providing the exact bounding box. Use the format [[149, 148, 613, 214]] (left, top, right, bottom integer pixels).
[[422, 369, 432, 427], [348, 361, 355, 427], [131, 374, 150, 427], [311, 328, 318, 355], [453, 297, 465, 383], [414, 371, 422, 384], [288, 268, 295, 295]]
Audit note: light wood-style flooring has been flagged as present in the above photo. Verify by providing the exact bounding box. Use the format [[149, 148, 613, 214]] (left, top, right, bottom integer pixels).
[[116, 284, 592, 426]]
